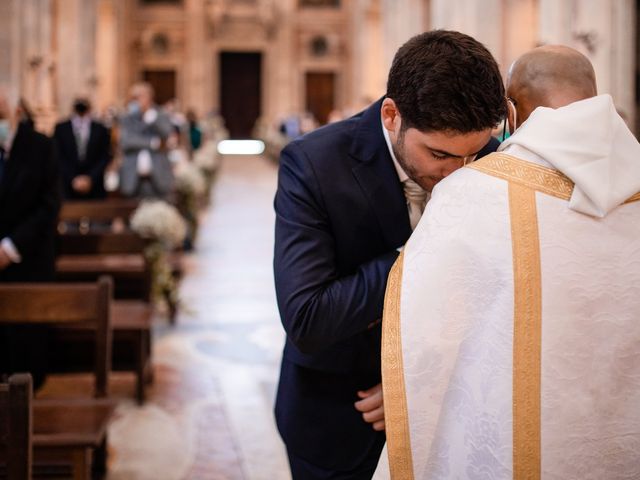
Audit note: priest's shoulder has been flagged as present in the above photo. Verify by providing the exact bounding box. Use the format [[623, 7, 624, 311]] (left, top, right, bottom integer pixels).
[[433, 162, 507, 200]]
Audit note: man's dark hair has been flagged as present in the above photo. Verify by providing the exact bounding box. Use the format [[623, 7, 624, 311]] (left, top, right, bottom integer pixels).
[[387, 30, 505, 133], [73, 98, 91, 115]]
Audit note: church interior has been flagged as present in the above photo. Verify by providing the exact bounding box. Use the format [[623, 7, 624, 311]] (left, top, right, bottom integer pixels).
[[0, 0, 638, 479]]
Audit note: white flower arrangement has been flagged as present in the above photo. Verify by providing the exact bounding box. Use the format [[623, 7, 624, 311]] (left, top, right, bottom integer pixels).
[[193, 141, 220, 173], [130, 200, 187, 248], [175, 163, 207, 197]]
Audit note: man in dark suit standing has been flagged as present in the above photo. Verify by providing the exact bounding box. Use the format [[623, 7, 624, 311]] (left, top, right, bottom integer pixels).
[[0, 91, 61, 388], [54, 98, 111, 199], [274, 30, 506, 479]]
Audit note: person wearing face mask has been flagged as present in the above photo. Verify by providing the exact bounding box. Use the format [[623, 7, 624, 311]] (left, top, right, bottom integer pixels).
[[119, 82, 174, 198], [53, 98, 111, 199], [376, 46, 640, 479], [0, 90, 61, 389], [273, 30, 505, 479]]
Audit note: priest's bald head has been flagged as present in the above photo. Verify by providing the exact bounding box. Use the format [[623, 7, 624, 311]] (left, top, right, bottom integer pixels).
[[506, 45, 597, 131]]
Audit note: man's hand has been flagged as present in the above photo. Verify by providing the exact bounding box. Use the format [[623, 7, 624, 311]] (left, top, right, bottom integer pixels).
[[354, 382, 385, 431], [72, 175, 92, 194], [0, 246, 12, 270]]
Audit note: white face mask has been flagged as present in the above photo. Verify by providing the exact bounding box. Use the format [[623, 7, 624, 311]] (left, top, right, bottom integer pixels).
[[0, 119, 11, 146]]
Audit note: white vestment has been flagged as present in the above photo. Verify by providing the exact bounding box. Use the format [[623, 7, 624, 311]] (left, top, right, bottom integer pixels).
[[374, 95, 640, 480]]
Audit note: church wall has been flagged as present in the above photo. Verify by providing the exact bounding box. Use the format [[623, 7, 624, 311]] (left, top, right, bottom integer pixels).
[[55, 0, 99, 118], [0, 0, 636, 135], [538, 0, 636, 128]]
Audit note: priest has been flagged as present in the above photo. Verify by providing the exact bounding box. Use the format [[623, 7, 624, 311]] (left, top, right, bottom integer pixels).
[[377, 45, 640, 479]]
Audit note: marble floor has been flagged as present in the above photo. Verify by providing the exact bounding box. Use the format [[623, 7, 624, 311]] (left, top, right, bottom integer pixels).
[[41, 154, 291, 479]]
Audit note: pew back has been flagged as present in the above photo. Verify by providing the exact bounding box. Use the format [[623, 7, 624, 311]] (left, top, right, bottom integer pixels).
[[0, 278, 112, 397], [59, 199, 139, 224], [0, 373, 33, 480]]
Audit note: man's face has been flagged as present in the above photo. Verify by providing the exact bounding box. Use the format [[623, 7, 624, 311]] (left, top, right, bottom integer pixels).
[[391, 125, 491, 192], [382, 98, 492, 192], [0, 94, 11, 122], [129, 86, 153, 111]]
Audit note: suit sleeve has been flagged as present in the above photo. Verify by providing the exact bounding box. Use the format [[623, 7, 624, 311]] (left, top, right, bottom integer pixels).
[[9, 136, 61, 257], [88, 125, 111, 183], [53, 125, 74, 188], [119, 116, 159, 153], [274, 143, 398, 355], [119, 113, 173, 154]]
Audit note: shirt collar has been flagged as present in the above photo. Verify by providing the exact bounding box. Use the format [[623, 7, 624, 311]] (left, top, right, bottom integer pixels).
[[381, 116, 409, 183], [72, 115, 90, 128], [3, 127, 16, 153]]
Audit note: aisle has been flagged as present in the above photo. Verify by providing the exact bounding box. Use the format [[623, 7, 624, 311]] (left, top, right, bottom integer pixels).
[[108, 154, 290, 480]]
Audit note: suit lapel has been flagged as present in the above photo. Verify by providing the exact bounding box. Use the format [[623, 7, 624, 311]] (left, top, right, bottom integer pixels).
[[350, 99, 412, 249], [85, 121, 97, 161], [0, 124, 27, 200], [63, 120, 80, 164]]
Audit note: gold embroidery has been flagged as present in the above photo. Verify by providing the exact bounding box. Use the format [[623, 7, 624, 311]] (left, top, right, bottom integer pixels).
[[628, 192, 640, 203], [381, 251, 415, 480], [468, 153, 640, 204], [468, 153, 573, 199], [509, 182, 542, 480]]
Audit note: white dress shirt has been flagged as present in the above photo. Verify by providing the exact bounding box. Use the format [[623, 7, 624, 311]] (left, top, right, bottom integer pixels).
[[381, 118, 430, 230]]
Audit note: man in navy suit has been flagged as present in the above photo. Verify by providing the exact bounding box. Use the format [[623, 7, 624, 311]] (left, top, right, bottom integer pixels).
[[54, 98, 111, 200], [0, 92, 61, 389], [274, 30, 506, 479]]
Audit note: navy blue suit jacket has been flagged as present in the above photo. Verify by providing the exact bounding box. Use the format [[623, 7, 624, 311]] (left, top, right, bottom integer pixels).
[[0, 122, 61, 282], [273, 99, 499, 470], [54, 120, 111, 199]]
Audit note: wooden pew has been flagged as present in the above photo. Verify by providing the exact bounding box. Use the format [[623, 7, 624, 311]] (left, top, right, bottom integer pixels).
[[33, 398, 113, 480], [55, 232, 153, 403], [58, 199, 184, 306], [0, 277, 112, 397], [58, 198, 139, 234], [0, 373, 33, 479], [56, 231, 152, 301], [0, 279, 115, 479]]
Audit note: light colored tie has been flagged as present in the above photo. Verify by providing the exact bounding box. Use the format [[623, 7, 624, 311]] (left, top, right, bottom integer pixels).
[[74, 122, 89, 161], [403, 178, 429, 230]]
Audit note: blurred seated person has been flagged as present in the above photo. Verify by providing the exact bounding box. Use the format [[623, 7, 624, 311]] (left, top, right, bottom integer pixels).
[[119, 82, 174, 199], [279, 114, 301, 140], [186, 109, 202, 151], [0, 91, 61, 389], [299, 111, 318, 134], [54, 98, 111, 199]]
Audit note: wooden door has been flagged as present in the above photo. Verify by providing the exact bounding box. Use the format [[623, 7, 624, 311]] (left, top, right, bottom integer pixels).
[[305, 72, 335, 125], [219, 52, 262, 139], [142, 70, 176, 106]]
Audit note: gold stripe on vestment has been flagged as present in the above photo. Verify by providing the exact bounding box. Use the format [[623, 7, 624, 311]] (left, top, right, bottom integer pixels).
[[470, 154, 545, 478], [381, 251, 415, 480], [468, 153, 640, 204], [508, 182, 543, 480]]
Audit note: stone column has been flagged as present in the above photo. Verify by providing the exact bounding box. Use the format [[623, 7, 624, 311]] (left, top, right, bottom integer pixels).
[[96, 0, 116, 111], [54, 0, 98, 117], [271, 0, 297, 120], [184, 0, 208, 116], [502, 0, 539, 75], [0, 0, 21, 104], [350, 0, 386, 107], [430, 0, 504, 69], [381, 0, 428, 76], [4, 0, 57, 132], [539, 0, 636, 127]]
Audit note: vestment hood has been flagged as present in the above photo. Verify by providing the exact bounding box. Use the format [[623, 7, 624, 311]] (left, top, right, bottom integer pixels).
[[499, 94, 640, 217]]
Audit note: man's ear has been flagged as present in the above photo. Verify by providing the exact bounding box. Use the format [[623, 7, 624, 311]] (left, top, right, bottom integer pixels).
[[506, 97, 516, 133], [381, 98, 400, 133]]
